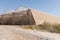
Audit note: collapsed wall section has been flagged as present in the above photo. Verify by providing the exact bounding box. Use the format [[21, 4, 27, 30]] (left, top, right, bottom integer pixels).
[[0, 9, 35, 25]]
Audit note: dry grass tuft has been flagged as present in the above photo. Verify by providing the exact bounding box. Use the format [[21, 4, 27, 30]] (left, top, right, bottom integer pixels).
[[21, 22, 60, 33]]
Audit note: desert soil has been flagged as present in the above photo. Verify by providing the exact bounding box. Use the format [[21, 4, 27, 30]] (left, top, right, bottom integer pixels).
[[0, 25, 60, 40]]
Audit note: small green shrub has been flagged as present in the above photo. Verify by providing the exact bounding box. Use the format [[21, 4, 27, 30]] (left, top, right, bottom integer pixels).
[[50, 24, 60, 33]]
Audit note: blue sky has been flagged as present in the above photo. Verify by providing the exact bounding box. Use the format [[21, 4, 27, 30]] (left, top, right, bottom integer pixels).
[[0, 0, 60, 17]]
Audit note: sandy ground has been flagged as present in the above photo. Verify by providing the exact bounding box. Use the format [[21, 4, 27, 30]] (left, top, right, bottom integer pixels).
[[0, 25, 60, 40]]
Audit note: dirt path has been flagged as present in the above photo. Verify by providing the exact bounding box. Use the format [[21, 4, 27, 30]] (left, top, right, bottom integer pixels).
[[0, 25, 60, 40]]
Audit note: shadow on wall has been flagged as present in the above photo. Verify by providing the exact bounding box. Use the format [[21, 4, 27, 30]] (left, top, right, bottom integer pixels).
[[0, 9, 35, 25]]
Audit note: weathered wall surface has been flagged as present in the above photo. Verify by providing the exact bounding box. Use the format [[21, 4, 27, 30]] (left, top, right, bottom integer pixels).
[[0, 14, 12, 24], [0, 9, 35, 25], [0, 8, 60, 25], [31, 9, 60, 25]]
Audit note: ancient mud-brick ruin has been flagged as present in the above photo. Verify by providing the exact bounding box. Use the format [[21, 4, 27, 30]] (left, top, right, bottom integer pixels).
[[0, 7, 60, 25], [0, 8, 35, 25]]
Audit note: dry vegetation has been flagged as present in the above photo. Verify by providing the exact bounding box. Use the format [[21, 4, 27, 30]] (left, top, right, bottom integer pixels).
[[21, 22, 60, 33]]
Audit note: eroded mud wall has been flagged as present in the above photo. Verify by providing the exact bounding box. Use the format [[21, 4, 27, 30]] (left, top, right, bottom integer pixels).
[[0, 9, 35, 25]]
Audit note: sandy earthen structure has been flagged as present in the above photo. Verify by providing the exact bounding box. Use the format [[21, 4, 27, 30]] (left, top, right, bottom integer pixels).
[[0, 7, 60, 25]]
